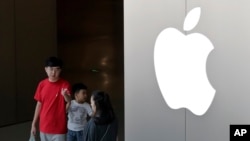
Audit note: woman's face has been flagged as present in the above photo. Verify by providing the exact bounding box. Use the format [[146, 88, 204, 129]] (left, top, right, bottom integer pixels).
[[90, 96, 96, 115]]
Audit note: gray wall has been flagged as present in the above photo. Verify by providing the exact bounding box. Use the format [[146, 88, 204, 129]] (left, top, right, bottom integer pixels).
[[125, 0, 250, 141], [0, 0, 57, 126]]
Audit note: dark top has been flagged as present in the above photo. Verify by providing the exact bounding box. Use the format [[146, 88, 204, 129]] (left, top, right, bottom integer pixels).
[[83, 118, 118, 141]]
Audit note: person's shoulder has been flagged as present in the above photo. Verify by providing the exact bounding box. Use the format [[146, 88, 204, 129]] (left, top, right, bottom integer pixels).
[[84, 118, 97, 134], [39, 78, 48, 82], [71, 100, 76, 104], [38, 78, 49, 86], [83, 102, 92, 114], [59, 78, 70, 83], [68, 100, 77, 109], [83, 102, 91, 106], [57, 78, 70, 86]]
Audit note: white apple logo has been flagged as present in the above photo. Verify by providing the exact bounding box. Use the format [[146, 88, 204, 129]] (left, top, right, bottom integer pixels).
[[154, 7, 216, 116]]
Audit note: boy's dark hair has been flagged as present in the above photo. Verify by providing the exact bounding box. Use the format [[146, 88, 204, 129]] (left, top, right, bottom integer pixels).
[[72, 83, 88, 95], [45, 56, 63, 68]]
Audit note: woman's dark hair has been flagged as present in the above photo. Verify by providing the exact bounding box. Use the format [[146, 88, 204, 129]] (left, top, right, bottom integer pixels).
[[92, 90, 115, 125]]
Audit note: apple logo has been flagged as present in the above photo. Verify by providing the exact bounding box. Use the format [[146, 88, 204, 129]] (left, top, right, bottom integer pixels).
[[154, 7, 216, 116]]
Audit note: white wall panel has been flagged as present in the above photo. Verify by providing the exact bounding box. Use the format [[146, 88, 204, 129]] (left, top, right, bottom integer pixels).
[[125, 0, 186, 140], [186, 1, 250, 141], [125, 0, 250, 141]]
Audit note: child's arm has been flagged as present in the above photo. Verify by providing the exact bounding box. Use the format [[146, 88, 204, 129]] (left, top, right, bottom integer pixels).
[[61, 88, 71, 113], [66, 101, 71, 113], [61, 88, 71, 103], [87, 103, 93, 117], [85, 103, 93, 121]]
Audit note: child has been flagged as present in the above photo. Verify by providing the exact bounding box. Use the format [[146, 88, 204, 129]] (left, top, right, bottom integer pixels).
[[31, 56, 71, 141], [67, 83, 93, 141]]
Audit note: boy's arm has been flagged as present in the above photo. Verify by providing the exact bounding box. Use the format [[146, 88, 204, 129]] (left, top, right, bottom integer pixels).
[[88, 104, 94, 117], [85, 104, 93, 121], [63, 93, 71, 103], [31, 102, 41, 136], [66, 101, 71, 113], [61, 88, 71, 103], [62, 88, 71, 113]]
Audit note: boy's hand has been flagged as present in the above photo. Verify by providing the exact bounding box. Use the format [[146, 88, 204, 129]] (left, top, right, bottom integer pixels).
[[61, 88, 71, 103], [61, 88, 69, 95], [31, 125, 36, 136]]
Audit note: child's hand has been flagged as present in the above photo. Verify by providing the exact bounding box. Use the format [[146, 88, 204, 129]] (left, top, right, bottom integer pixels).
[[61, 88, 71, 103], [61, 88, 69, 96]]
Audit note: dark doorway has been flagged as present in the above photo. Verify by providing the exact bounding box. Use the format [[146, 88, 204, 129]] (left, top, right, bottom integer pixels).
[[57, 0, 124, 140]]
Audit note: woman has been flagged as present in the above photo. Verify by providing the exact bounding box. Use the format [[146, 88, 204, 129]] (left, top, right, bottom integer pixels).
[[83, 90, 118, 141]]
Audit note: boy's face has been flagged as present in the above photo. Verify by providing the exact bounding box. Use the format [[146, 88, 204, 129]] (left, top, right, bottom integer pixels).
[[45, 66, 61, 82], [75, 89, 87, 103]]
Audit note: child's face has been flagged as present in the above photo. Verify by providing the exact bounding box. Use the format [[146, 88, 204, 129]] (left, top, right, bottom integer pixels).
[[75, 89, 87, 103], [45, 66, 61, 82]]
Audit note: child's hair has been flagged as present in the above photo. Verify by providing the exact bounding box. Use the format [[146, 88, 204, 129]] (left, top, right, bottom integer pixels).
[[45, 56, 63, 68], [91, 90, 115, 125], [72, 83, 88, 95]]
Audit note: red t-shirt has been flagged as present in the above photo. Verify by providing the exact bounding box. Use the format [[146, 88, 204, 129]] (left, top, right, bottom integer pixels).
[[34, 78, 71, 134]]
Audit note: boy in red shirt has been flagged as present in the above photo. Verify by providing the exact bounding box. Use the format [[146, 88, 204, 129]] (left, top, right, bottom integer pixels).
[[31, 56, 71, 141]]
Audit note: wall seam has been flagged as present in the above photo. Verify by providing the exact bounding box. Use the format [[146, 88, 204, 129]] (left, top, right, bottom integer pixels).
[[185, 2, 188, 141], [13, 0, 18, 122]]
